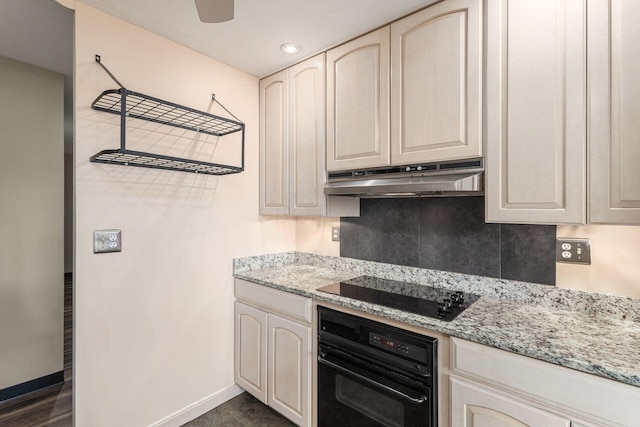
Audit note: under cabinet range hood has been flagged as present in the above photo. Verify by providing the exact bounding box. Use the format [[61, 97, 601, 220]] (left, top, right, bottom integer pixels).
[[324, 158, 484, 197]]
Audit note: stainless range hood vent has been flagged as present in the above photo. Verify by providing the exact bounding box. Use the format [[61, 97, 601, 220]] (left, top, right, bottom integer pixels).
[[324, 158, 484, 198]]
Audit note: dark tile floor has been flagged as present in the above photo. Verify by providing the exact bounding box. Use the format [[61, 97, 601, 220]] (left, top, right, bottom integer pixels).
[[183, 392, 295, 427]]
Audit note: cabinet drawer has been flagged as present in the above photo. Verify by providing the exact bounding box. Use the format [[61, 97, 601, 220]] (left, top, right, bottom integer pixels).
[[450, 338, 640, 426], [235, 279, 311, 324]]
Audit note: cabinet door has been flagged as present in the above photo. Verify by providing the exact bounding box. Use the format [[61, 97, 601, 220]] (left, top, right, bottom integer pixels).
[[234, 302, 267, 403], [267, 313, 312, 427], [390, 0, 482, 165], [326, 26, 391, 171], [588, 0, 640, 224], [259, 70, 289, 215], [451, 377, 570, 427], [289, 54, 327, 216], [485, 0, 587, 224]]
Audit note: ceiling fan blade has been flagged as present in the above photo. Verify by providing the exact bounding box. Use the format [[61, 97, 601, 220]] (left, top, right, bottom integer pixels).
[[195, 0, 234, 23]]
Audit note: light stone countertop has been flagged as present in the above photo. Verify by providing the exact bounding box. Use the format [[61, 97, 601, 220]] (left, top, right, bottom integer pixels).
[[233, 252, 640, 388]]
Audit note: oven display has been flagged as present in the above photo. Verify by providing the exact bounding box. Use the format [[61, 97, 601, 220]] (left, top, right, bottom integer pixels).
[[370, 333, 410, 354]]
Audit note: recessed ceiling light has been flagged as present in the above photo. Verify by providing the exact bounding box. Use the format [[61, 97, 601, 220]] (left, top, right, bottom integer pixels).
[[280, 43, 300, 54]]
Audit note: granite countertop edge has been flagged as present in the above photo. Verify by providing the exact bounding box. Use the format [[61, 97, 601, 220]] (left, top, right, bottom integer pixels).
[[233, 252, 640, 389]]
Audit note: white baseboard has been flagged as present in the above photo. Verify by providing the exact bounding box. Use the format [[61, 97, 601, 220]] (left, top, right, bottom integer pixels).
[[148, 384, 244, 427]]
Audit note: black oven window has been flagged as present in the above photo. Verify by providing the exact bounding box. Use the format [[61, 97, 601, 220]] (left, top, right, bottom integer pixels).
[[335, 374, 404, 427]]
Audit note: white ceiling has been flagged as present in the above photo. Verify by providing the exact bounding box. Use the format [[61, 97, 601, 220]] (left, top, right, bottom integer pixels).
[[80, 0, 437, 78]]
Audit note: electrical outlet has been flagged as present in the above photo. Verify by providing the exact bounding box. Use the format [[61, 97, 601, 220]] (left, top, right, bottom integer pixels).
[[331, 226, 340, 242], [556, 238, 590, 264], [94, 229, 122, 253]]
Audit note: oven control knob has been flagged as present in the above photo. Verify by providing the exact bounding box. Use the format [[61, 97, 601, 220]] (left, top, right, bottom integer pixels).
[[437, 301, 451, 318], [451, 291, 464, 307]]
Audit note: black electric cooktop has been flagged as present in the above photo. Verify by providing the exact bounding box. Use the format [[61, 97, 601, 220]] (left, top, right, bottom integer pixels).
[[317, 275, 480, 321]]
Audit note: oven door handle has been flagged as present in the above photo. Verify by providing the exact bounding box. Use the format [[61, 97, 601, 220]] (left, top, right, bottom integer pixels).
[[318, 356, 427, 404]]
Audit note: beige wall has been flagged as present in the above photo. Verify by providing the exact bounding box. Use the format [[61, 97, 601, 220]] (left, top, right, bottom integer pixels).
[[296, 218, 340, 256], [0, 56, 64, 389], [556, 225, 640, 298], [74, 3, 296, 425]]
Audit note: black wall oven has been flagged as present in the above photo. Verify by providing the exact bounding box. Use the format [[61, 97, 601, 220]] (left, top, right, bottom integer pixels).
[[318, 307, 438, 427]]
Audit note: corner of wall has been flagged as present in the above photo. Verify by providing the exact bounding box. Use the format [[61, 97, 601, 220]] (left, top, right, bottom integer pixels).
[[295, 217, 340, 257], [556, 224, 640, 298]]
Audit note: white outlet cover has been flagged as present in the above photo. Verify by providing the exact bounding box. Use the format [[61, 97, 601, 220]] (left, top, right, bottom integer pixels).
[[94, 229, 122, 253]]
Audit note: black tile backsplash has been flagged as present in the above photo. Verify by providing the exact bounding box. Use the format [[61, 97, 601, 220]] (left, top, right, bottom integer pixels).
[[500, 224, 556, 284], [358, 198, 420, 266], [418, 197, 501, 277], [340, 197, 556, 285]]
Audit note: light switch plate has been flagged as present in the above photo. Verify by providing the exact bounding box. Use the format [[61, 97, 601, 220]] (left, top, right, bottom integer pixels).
[[94, 229, 122, 253], [556, 238, 590, 264]]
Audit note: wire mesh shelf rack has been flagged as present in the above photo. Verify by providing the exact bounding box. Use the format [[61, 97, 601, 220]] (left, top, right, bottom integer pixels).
[[90, 55, 245, 176]]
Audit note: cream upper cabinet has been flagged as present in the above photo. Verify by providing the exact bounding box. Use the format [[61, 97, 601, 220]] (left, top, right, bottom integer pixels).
[[260, 55, 359, 217], [485, 0, 587, 224], [390, 0, 482, 165], [288, 55, 327, 216], [259, 70, 288, 216], [326, 27, 391, 171], [588, 0, 640, 224]]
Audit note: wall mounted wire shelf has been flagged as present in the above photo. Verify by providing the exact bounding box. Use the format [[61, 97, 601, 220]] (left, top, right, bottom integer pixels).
[[90, 55, 245, 176]]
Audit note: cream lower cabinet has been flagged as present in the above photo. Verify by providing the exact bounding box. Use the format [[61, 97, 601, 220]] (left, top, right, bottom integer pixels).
[[450, 338, 640, 427], [451, 377, 570, 427], [235, 302, 268, 403], [234, 279, 312, 427], [267, 313, 311, 426]]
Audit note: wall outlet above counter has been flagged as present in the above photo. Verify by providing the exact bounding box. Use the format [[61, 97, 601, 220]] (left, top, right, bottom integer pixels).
[[556, 238, 590, 265]]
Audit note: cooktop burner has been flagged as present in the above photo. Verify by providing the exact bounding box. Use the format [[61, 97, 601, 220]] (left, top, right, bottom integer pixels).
[[317, 275, 480, 321]]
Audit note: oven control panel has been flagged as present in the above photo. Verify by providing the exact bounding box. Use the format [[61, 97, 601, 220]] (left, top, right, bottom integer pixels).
[[370, 332, 426, 361]]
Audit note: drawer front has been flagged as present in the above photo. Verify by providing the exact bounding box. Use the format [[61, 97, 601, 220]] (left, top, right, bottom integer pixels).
[[450, 338, 640, 426], [235, 279, 312, 324]]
